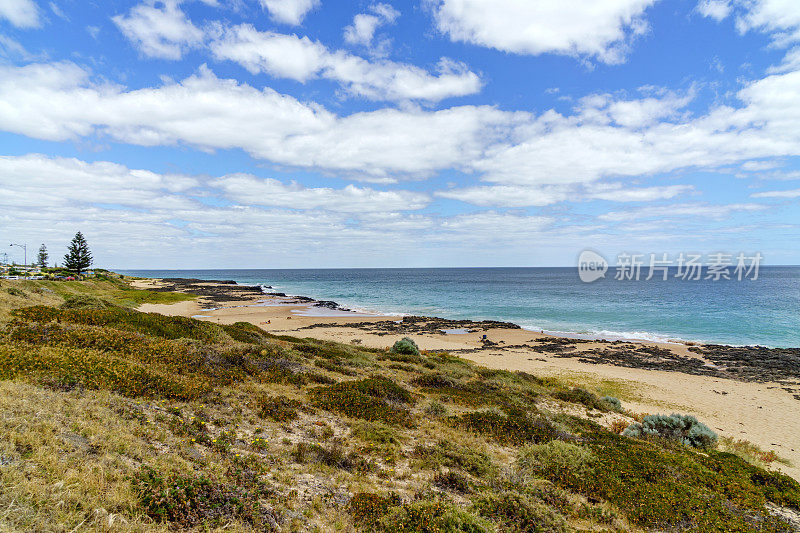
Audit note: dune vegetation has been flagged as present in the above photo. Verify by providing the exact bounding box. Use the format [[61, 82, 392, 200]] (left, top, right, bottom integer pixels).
[[0, 277, 798, 532]]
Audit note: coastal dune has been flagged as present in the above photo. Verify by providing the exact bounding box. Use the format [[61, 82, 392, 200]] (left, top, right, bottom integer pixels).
[[135, 278, 800, 481]]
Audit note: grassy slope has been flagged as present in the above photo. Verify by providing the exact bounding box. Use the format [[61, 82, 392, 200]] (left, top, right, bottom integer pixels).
[[0, 279, 798, 532]]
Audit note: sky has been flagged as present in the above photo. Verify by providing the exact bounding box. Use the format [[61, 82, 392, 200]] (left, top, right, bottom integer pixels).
[[1, 0, 799, 269]]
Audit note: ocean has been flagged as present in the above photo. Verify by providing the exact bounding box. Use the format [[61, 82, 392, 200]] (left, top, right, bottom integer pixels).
[[117, 267, 800, 348]]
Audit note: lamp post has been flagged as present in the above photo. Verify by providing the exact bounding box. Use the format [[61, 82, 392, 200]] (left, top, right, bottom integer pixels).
[[9, 243, 27, 266]]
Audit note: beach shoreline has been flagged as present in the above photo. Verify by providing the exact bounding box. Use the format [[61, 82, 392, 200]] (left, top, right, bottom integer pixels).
[[133, 276, 800, 481]]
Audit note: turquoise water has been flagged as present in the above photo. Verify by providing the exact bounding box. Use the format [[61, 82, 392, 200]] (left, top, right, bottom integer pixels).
[[118, 267, 800, 348]]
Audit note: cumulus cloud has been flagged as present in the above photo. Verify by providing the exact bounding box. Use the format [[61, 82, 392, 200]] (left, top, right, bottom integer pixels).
[[113, 0, 204, 60], [733, 0, 800, 44], [1, 60, 800, 190], [212, 174, 429, 212], [429, 0, 656, 63], [344, 3, 400, 49], [0, 62, 509, 178], [599, 202, 766, 221], [473, 71, 800, 187], [0, 0, 40, 28], [0, 153, 199, 212], [436, 183, 692, 207], [696, 0, 731, 21], [260, 0, 319, 25], [751, 188, 800, 198], [209, 24, 481, 102]]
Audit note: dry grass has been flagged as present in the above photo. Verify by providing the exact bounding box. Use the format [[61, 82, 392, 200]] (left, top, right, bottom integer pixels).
[[0, 277, 798, 532]]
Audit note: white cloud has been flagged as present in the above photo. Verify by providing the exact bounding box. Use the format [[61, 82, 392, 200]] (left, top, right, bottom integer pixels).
[[213, 174, 429, 212], [429, 0, 656, 63], [599, 203, 766, 221], [588, 183, 694, 201], [260, 0, 319, 25], [112, 0, 204, 60], [474, 70, 800, 187], [751, 188, 800, 198], [0, 0, 40, 28], [209, 24, 481, 102], [2, 60, 800, 191], [436, 182, 692, 207], [734, 0, 800, 45], [696, 0, 731, 21], [0, 62, 511, 178], [0, 153, 198, 211], [440, 211, 552, 238], [437, 185, 571, 207], [344, 3, 400, 48]]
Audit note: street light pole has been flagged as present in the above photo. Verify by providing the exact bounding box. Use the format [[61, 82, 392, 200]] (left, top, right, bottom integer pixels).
[[9, 243, 27, 266]]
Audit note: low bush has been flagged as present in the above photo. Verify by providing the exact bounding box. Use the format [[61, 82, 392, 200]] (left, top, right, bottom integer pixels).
[[452, 409, 562, 446], [623, 413, 718, 449], [256, 395, 301, 422], [308, 377, 414, 426], [350, 420, 400, 445], [60, 295, 117, 309], [292, 442, 370, 471], [12, 306, 224, 342], [133, 467, 277, 529], [433, 470, 472, 493], [517, 441, 595, 484], [552, 388, 611, 412], [471, 490, 571, 533], [414, 441, 494, 477], [390, 337, 420, 357], [546, 430, 800, 531], [348, 492, 401, 528], [377, 499, 493, 533], [222, 321, 272, 344], [601, 395, 622, 411], [0, 343, 209, 400], [718, 436, 789, 469]]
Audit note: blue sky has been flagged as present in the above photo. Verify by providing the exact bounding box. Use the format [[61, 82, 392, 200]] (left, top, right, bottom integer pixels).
[[1, 0, 799, 268]]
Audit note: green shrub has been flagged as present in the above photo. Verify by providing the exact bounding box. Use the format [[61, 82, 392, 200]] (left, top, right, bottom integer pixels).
[[256, 395, 301, 422], [517, 441, 595, 484], [308, 377, 414, 426], [425, 400, 448, 417], [623, 413, 718, 449], [60, 295, 117, 309], [377, 499, 493, 533], [222, 321, 271, 344], [0, 343, 209, 400], [414, 441, 494, 477], [349, 492, 401, 528], [133, 467, 276, 528], [546, 430, 800, 531], [351, 420, 400, 445], [452, 409, 561, 446], [12, 306, 224, 342], [600, 396, 622, 412], [292, 442, 370, 471], [552, 388, 610, 412], [433, 471, 472, 493], [471, 490, 571, 533], [391, 337, 420, 357]]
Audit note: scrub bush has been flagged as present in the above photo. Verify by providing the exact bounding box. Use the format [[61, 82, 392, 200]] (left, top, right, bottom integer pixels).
[[623, 413, 718, 449], [391, 337, 420, 357]]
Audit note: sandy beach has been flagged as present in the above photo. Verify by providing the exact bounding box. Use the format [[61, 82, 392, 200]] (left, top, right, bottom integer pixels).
[[134, 277, 800, 481]]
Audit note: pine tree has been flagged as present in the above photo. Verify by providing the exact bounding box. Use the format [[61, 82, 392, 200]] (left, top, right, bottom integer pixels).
[[63, 232, 93, 275], [37, 244, 48, 268]]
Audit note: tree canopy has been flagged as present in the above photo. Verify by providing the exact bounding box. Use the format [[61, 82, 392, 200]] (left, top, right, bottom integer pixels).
[[63, 232, 93, 275]]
